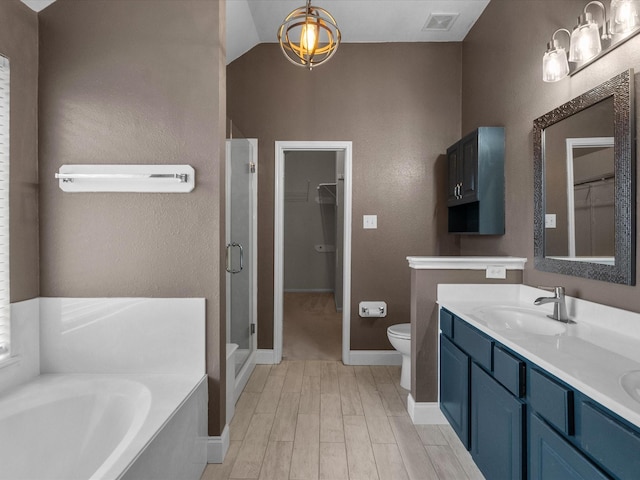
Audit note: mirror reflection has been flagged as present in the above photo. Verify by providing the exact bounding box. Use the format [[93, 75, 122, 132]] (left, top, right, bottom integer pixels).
[[544, 97, 615, 265], [533, 69, 635, 285]]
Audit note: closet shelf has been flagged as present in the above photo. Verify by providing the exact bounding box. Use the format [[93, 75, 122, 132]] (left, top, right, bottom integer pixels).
[[317, 182, 337, 200]]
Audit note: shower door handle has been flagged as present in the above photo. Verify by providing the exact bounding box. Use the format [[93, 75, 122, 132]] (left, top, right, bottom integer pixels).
[[226, 242, 244, 274]]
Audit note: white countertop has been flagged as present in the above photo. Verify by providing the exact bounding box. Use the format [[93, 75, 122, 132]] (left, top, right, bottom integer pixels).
[[407, 256, 527, 270], [437, 284, 640, 429]]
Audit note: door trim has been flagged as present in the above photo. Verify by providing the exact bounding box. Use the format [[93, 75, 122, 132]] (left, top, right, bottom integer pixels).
[[274, 141, 352, 364]]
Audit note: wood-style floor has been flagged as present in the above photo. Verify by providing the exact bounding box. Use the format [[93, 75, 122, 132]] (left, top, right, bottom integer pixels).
[[283, 292, 342, 361], [201, 361, 485, 480]]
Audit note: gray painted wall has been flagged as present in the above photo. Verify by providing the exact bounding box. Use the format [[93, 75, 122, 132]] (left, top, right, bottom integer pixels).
[[227, 43, 462, 351], [37, 0, 226, 435], [462, 0, 640, 312], [0, 1, 38, 303]]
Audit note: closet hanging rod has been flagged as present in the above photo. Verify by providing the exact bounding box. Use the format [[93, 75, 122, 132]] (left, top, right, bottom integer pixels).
[[55, 172, 188, 183]]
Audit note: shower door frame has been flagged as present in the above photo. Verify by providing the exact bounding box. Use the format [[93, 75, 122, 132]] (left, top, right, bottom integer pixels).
[[274, 141, 353, 364], [226, 138, 258, 406]]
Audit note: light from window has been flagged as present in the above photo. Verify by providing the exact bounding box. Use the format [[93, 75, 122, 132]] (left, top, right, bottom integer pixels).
[[0, 55, 9, 361]]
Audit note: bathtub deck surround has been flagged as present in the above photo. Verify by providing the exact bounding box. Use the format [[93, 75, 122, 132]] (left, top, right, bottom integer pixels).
[[437, 284, 640, 428], [0, 297, 208, 480], [407, 257, 526, 424]]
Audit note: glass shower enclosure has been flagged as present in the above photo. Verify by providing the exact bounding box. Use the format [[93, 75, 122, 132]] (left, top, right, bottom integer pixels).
[[226, 137, 257, 410]]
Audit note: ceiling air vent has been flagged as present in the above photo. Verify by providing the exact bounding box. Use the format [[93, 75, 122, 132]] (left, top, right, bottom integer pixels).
[[422, 13, 459, 32]]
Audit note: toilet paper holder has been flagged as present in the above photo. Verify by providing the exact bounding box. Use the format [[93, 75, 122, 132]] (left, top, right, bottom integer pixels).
[[359, 301, 387, 317]]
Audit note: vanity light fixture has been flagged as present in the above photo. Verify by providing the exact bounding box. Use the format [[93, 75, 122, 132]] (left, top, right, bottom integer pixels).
[[543, 29, 571, 82], [569, 1, 610, 63], [542, 0, 640, 82], [610, 0, 640, 34], [277, 0, 341, 70]]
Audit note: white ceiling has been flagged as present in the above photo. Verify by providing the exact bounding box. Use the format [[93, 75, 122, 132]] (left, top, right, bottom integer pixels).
[[227, 0, 490, 63], [20, 0, 491, 65]]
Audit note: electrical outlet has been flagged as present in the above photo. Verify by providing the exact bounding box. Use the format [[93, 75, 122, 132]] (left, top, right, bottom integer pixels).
[[545, 214, 556, 228], [486, 265, 507, 279], [363, 215, 377, 229]]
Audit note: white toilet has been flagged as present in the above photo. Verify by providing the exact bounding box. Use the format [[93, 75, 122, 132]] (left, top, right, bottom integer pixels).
[[387, 323, 411, 390]]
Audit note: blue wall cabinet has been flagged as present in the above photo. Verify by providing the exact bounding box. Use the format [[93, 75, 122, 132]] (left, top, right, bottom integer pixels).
[[446, 127, 505, 234], [440, 335, 470, 448], [471, 363, 524, 480]]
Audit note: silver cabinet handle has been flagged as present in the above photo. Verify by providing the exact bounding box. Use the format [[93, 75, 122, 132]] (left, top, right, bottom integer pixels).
[[226, 242, 244, 274]]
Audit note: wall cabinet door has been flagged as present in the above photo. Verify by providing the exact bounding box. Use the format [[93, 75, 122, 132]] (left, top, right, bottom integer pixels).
[[460, 131, 479, 201], [440, 335, 470, 449], [446, 127, 505, 234], [530, 414, 609, 480], [447, 145, 461, 204], [471, 363, 524, 480], [447, 130, 479, 206]]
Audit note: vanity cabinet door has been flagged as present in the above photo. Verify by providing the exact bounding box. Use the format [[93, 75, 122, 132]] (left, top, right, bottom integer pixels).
[[440, 335, 470, 449], [530, 414, 609, 480], [471, 363, 524, 480]]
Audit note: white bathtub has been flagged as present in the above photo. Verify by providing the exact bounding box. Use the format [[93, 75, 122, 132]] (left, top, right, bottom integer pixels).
[[0, 373, 207, 480]]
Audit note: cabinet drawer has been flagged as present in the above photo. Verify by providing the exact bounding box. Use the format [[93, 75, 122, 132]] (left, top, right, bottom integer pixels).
[[453, 318, 492, 370], [529, 369, 573, 435], [581, 402, 640, 480], [493, 346, 525, 398], [440, 309, 454, 338]]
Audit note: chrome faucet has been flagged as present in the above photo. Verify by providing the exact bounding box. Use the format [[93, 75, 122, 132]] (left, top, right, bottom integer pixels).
[[534, 286, 572, 323]]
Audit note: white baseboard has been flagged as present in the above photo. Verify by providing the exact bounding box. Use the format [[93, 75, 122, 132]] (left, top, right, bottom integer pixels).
[[256, 349, 277, 364], [207, 425, 230, 463], [348, 350, 402, 366], [407, 394, 448, 425]]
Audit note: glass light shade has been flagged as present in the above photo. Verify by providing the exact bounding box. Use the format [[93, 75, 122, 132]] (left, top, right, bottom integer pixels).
[[569, 19, 602, 62], [300, 21, 319, 54], [543, 47, 570, 82], [610, 0, 640, 34]]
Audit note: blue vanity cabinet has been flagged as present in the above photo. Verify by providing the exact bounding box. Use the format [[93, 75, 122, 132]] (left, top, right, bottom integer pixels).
[[439, 309, 524, 479], [440, 306, 640, 480], [529, 413, 609, 480], [440, 334, 470, 448], [471, 363, 525, 480]]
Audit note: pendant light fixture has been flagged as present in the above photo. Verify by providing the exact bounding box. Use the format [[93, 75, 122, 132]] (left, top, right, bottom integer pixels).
[[277, 0, 341, 70]]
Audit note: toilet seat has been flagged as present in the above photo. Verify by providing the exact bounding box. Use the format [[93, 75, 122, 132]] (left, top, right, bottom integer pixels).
[[387, 323, 411, 340]]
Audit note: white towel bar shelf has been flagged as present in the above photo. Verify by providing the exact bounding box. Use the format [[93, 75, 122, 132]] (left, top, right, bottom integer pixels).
[[55, 165, 195, 193]]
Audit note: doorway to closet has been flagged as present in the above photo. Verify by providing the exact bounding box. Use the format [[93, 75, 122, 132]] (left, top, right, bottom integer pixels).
[[274, 141, 352, 364]]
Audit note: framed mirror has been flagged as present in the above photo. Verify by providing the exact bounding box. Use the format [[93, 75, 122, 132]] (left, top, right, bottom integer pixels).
[[533, 69, 636, 285]]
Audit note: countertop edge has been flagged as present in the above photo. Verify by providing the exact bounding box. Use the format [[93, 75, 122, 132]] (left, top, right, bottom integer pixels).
[[407, 256, 528, 270]]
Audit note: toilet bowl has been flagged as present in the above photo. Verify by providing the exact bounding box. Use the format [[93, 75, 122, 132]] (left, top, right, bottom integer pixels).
[[387, 323, 411, 390]]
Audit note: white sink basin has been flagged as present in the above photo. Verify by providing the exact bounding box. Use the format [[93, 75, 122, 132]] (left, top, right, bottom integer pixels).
[[621, 371, 640, 404], [473, 305, 568, 336]]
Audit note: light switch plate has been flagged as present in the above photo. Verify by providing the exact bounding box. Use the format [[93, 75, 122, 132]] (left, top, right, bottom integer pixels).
[[363, 215, 377, 229], [545, 214, 556, 228]]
